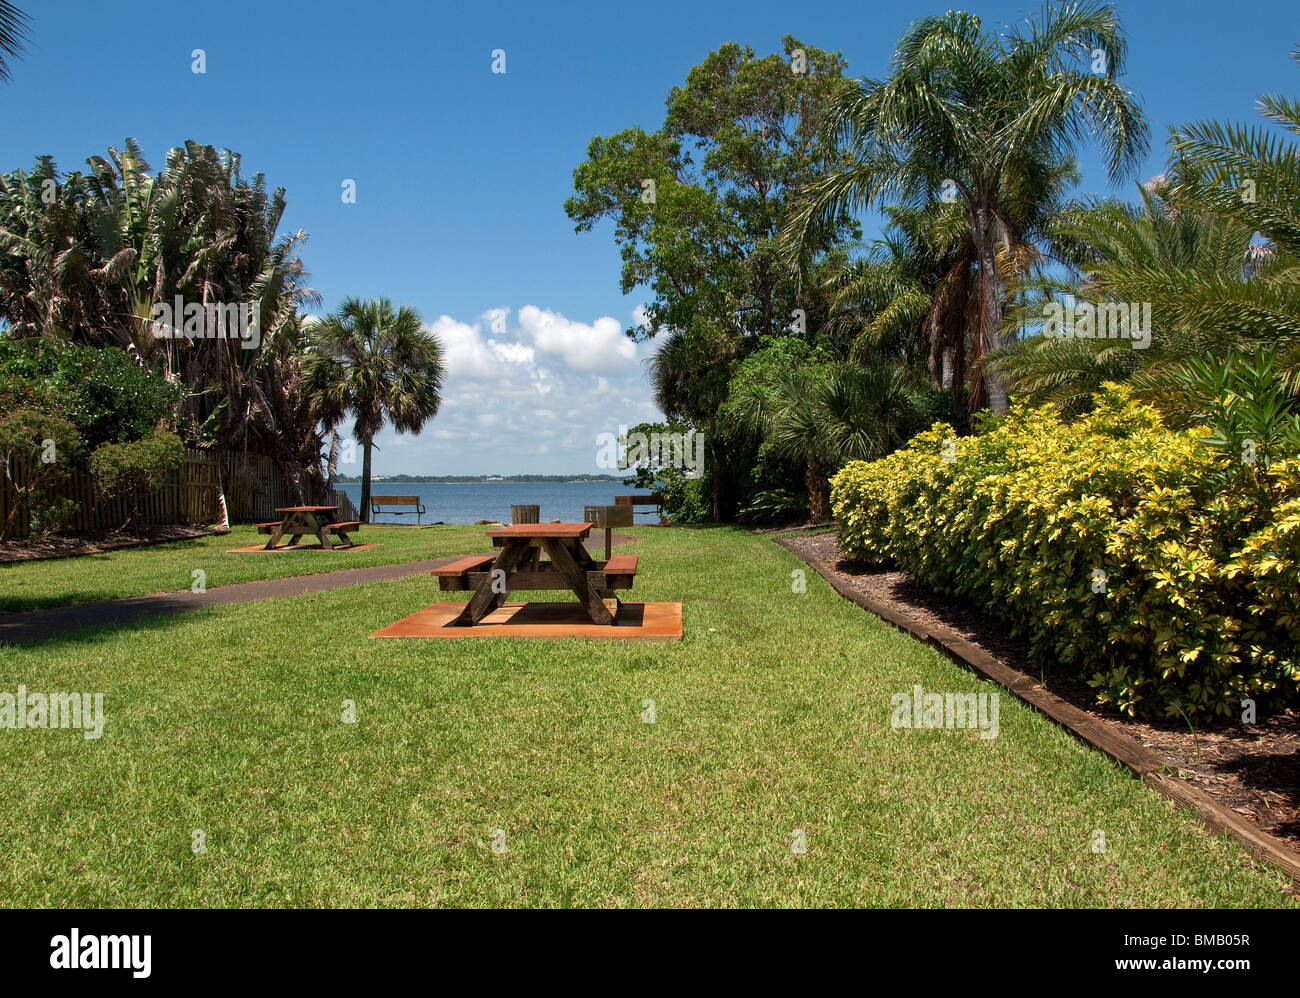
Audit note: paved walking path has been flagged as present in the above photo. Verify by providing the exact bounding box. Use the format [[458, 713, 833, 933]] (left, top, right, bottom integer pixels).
[[0, 533, 637, 646], [0, 557, 464, 646]]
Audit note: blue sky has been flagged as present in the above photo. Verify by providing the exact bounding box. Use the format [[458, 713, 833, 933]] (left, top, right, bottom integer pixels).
[[4, 0, 1298, 474]]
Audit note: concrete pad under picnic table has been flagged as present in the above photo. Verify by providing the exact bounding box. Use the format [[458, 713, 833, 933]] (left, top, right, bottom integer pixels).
[[370, 600, 682, 642], [225, 542, 381, 554]]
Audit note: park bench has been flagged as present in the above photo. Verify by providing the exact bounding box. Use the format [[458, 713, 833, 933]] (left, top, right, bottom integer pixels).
[[614, 494, 664, 520], [433, 554, 497, 591], [371, 494, 427, 525]]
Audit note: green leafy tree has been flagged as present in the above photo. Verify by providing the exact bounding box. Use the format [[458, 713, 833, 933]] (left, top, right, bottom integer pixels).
[[567, 37, 857, 519], [303, 298, 445, 521], [0, 337, 182, 448], [89, 429, 186, 530]]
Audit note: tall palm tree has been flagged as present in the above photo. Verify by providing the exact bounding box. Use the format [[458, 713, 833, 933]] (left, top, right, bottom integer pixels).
[[0, 2, 29, 82], [303, 298, 445, 521], [787, 2, 1149, 416]]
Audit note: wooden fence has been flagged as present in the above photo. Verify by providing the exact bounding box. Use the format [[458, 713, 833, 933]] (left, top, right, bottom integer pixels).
[[1, 447, 301, 540]]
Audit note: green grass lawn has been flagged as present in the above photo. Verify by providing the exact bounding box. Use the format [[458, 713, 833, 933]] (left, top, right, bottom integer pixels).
[[0, 525, 491, 612], [0, 525, 1293, 907]]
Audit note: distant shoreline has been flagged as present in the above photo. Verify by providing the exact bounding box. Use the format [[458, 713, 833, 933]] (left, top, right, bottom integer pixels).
[[331, 475, 623, 484]]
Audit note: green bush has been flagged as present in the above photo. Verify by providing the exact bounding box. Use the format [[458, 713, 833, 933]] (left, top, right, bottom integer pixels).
[[661, 473, 711, 524], [0, 408, 82, 540], [89, 429, 186, 525], [831, 385, 1300, 721]]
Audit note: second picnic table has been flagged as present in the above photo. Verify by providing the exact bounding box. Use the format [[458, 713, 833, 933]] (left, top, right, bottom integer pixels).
[[435, 521, 638, 626], [259, 505, 361, 550]]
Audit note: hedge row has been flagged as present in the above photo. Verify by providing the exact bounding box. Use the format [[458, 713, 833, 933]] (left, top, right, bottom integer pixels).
[[830, 387, 1300, 721]]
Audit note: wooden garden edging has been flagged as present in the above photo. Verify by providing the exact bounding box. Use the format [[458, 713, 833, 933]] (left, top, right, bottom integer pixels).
[[777, 538, 1300, 887]]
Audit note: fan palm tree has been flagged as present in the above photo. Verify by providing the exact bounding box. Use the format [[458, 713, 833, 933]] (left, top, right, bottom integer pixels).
[[726, 361, 927, 521], [787, 2, 1149, 416], [0, 2, 29, 82], [302, 298, 445, 520]]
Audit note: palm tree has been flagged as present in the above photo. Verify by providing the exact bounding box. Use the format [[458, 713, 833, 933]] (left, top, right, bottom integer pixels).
[[820, 205, 976, 416], [991, 184, 1253, 414], [992, 41, 1300, 414], [726, 361, 928, 521], [303, 298, 445, 521], [0, 2, 29, 82], [787, 2, 1149, 416]]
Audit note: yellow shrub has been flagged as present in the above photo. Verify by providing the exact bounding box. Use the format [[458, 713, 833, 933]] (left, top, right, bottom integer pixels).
[[831, 386, 1300, 721]]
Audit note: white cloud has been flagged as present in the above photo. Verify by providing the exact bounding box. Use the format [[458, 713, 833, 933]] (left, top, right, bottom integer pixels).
[[354, 304, 661, 475], [517, 305, 638, 372], [430, 314, 504, 381]]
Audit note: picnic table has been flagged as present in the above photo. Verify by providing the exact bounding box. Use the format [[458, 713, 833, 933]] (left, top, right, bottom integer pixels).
[[257, 505, 361, 550], [435, 522, 638, 626]]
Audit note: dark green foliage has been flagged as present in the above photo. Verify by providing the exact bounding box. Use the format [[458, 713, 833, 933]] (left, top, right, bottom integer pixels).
[[0, 406, 81, 538], [88, 428, 186, 525], [0, 337, 181, 447]]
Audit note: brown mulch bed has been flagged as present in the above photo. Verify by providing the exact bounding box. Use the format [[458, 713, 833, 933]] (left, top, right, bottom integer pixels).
[[0, 525, 218, 564], [780, 529, 1300, 856]]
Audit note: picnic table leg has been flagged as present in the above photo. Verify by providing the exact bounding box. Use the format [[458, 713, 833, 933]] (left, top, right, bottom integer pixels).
[[542, 537, 613, 625], [452, 541, 527, 625], [264, 522, 286, 550], [317, 519, 334, 550]]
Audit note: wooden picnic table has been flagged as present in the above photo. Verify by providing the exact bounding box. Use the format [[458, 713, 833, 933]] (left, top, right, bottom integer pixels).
[[260, 505, 360, 550], [438, 522, 637, 627]]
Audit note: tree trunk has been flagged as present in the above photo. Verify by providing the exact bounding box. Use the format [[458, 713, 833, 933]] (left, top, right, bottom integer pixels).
[[974, 226, 1008, 416], [710, 434, 722, 522], [360, 440, 373, 523], [952, 330, 967, 428], [806, 460, 831, 523], [927, 314, 944, 390]]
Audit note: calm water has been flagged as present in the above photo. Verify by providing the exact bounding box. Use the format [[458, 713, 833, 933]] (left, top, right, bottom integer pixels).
[[336, 481, 657, 525]]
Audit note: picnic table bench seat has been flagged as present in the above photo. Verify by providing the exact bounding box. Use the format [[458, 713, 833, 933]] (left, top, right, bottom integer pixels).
[[434, 554, 497, 591], [257, 514, 360, 546], [601, 554, 638, 587]]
